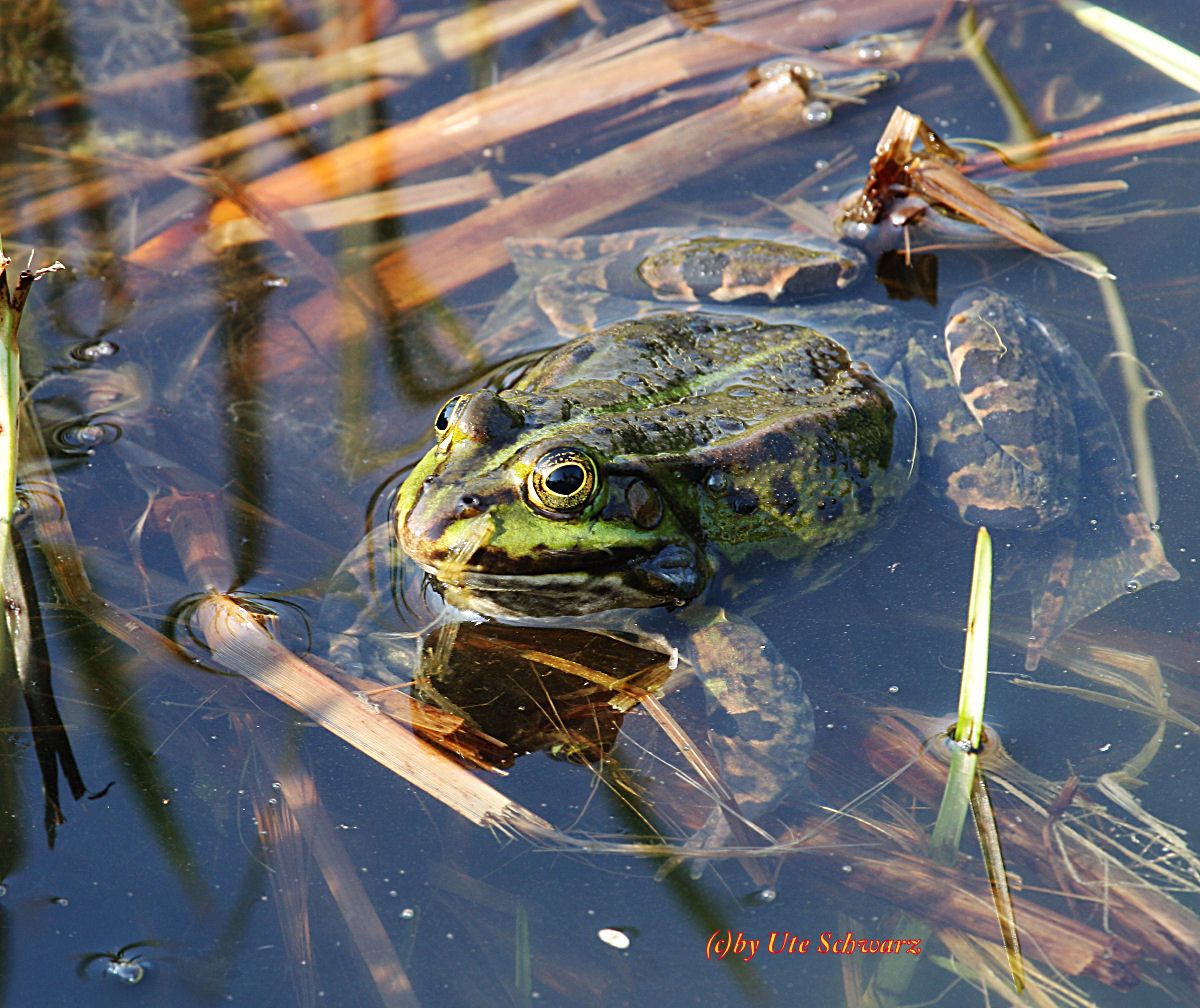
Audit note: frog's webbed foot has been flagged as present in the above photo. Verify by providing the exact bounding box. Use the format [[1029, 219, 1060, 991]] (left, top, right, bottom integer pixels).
[[1013, 518, 1176, 671], [318, 523, 441, 680], [679, 607, 815, 869], [480, 232, 666, 358], [907, 289, 1177, 668]]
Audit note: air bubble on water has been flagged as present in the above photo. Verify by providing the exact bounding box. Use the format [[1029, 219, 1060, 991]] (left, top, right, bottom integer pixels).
[[744, 888, 776, 905], [804, 101, 832, 127], [71, 339, 119, 362], [55, 422, 119, 453], [856, 40, 886, 63]]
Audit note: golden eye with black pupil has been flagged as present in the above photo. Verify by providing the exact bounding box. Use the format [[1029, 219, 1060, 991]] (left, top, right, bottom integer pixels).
[[527, 448, 597, 514], [433, 394, 469, 435]]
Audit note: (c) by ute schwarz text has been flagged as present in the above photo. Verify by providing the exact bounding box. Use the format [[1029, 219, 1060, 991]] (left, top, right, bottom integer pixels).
[[705, 930, 922, 962]]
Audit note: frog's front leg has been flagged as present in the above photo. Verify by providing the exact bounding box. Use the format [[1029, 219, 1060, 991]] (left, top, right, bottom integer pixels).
[[680, 606, 815, 854]]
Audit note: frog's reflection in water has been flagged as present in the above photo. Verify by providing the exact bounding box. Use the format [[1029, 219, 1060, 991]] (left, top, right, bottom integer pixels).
[[414, 620, 725, 839]]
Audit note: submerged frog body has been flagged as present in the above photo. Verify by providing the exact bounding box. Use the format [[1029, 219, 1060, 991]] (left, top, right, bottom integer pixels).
[[393, 229, 1176, 851]]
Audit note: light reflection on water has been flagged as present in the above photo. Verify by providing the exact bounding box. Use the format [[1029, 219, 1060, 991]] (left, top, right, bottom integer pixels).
[[3, 2, 1200, 1006]]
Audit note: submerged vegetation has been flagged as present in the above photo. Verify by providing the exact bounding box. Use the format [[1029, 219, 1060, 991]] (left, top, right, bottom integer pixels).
[[2, 1, 1200, 1006]]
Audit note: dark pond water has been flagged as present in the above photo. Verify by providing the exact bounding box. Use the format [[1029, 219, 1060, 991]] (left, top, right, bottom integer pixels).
[[3, 1, 1200, 1005]]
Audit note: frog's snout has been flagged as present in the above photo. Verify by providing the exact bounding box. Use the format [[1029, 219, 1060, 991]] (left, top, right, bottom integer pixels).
[[400, 492, 480, 557], [399, 492, 499, 574]]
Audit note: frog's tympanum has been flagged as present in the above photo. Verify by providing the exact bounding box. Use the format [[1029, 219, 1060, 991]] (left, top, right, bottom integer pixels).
[[393, 228, 1177, 850]]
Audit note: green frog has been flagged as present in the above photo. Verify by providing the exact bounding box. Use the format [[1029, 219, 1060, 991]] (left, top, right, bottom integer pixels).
[[390, 228, 1176, 851]]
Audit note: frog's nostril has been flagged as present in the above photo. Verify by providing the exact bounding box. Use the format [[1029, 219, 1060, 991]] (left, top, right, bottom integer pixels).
[[455, 495, 484, 519]]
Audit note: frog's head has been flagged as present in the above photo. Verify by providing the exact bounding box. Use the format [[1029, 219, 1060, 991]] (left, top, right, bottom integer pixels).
[[395, 389, 709, 618]]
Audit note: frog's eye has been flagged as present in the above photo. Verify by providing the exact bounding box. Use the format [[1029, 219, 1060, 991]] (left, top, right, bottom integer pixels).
[[433, 394, 470, 435], [526, 448, 598, 515]]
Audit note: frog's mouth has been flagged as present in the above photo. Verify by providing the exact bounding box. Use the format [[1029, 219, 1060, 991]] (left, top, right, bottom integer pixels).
[[419, 542, 705, 619]]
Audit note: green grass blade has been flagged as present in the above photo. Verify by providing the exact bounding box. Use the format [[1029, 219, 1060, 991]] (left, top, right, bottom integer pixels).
[[954, 526, 992, 752], [928, 526, 993, 861], [944, 527, 1025, 993], [866, 528, 995, 1005], [0, 240, 21, 594]]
